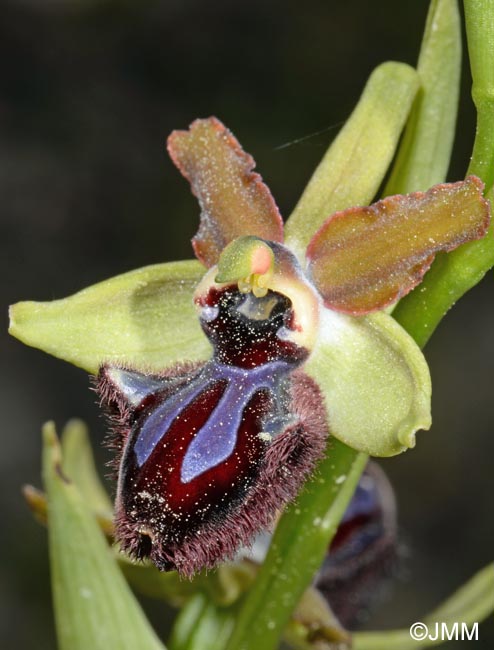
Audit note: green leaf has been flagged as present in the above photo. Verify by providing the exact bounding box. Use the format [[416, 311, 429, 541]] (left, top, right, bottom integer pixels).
[[42, 422, 166, 650], [284, 61, 420, 260], [169, 593, 234, 650], [304, 308, 431, 455], [384, 0, 462, 194], [352, 563, 494, 650], [225, 443, 367, 650], [9, 260, 210, 374]]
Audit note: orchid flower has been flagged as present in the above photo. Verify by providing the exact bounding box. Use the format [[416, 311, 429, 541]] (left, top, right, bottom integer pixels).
[[9, 115, 489, 576]]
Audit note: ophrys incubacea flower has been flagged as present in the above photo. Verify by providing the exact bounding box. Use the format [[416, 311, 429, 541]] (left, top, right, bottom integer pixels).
[[9, 117, 490, 576]]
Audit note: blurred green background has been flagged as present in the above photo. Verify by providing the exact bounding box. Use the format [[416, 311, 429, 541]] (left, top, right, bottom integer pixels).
[[1, 1, 493, 648]]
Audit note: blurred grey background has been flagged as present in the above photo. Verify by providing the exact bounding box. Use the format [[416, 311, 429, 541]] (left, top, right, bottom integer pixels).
[[1, 1, 493, 648]]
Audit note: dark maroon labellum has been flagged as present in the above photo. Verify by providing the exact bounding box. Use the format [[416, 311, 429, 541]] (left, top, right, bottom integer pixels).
[[98, 285, 328, 576]]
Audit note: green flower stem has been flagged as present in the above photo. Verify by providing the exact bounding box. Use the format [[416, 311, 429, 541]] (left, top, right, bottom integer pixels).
[[384, 0, 461, 195], [352, 562, 494, 650], [465, 0, 494, 190], [225, 442, 367, 650], [469, 104, 494, 190]]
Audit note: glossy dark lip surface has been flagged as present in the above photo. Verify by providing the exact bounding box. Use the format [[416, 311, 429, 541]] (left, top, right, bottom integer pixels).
[[99, 283, 327, 574], [199, 285, 307, 368]]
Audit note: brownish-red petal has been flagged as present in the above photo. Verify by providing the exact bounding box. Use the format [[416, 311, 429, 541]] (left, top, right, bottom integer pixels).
[[167, 117, 284, 267], [306, 176, 491, 314]]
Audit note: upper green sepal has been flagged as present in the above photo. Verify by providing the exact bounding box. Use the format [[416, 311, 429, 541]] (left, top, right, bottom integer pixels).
[[304, 307, 431, 456], [284, 61, 420, 260], [9, 260, 211, 374]]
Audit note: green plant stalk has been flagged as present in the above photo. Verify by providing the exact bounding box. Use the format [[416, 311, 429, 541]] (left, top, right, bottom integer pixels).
[[225, 442, 367, 650], [465, 0, 494, 191], [468, 105, 494, 189]]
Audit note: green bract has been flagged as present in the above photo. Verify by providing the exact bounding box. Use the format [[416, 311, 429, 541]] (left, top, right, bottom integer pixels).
[[42, 422, 166, 650]]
